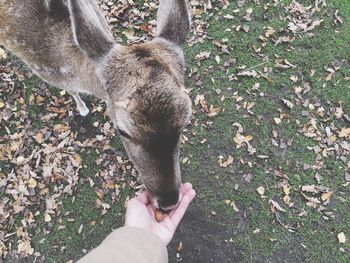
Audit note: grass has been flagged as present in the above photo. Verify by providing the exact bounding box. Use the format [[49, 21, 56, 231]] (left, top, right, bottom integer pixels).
[[0, 0, 349, 262]]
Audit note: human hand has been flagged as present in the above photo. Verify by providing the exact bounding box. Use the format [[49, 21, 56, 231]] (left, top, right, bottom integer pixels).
[[125, 182, 196, 245]]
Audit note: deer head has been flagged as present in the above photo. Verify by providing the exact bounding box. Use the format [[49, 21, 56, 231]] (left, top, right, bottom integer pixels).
[[67, 0, 192, 211]]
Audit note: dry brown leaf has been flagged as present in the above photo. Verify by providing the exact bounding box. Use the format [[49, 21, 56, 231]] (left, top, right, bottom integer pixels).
[[218, 155, 234, 167], [208, 105, 221, 117], [334, 10, 344, 24], [177, 241, 184, 252], [321, 191, 332, 202], [237, 70, 258, 78], [275, 59, 297, 69], [300, 192, 321, 204], [269, 199, 286, 212], [195, 51, 211, 60], [282, 99, 294, 109], [265, 28, 276, 38], [17, 240, 34, 255], [339, 128, 350, 138]]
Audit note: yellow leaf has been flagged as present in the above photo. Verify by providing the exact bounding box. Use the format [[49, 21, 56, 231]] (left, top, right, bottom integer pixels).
[[325, 73, 333, 81], [53, 124, 70, 132], [0, 101, 5, 109], [321, 191, 332, 202], [28, 178, 37, 188], [74, 154, 82, 165], [322, 148, 327, 157], [245, 135, 254, 142], [283, 184, 290, 196], [233, 135, 242, 145], [283, 195, 291, 205], [329, 135, 337, 142]]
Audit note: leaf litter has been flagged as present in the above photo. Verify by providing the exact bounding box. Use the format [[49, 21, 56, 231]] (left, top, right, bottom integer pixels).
[[0, 56, 137, 258]]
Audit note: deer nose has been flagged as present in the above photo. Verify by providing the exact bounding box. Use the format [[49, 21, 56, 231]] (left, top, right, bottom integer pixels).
[[156, 191, 182, 212]]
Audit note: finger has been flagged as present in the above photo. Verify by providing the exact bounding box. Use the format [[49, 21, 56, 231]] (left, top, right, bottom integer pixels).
[[147, 204, 155, 216], [134, 191, 150, 205], [169, 189, 196, 226], [179, 182, 193, 200], [180, 182, 193, 194]]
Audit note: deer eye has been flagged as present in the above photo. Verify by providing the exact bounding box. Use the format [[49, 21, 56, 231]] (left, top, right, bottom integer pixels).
[[117, 128, 131, 140]]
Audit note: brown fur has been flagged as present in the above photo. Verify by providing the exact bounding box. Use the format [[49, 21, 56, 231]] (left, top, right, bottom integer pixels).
[[0, 0, 192, 210]]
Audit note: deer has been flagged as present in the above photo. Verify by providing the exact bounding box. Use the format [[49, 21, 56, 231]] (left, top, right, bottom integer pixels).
[[0, 0, 192, 211]]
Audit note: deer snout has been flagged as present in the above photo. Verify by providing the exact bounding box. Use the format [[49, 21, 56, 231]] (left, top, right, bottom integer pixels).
[[151, 190, 182, 212]]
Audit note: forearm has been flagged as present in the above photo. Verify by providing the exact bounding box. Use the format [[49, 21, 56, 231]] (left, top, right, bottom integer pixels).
[[78, 226, 168, 263]]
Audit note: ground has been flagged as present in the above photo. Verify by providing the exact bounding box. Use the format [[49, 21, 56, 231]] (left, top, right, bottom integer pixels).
[[0, 0, 349, 262]]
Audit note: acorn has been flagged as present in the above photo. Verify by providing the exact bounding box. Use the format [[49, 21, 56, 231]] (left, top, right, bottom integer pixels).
[[155, 209, 164, 222]]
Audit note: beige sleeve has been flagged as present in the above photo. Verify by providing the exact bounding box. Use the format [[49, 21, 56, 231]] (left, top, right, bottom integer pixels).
[[78, 226, 168, 263]]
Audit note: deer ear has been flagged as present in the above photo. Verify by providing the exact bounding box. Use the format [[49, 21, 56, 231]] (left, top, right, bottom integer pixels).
[[156, 0, 191, 45], [67, 0, 114, 61]]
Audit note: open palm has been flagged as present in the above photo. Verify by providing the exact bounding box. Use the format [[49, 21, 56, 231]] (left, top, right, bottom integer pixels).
[[125, 183, 196, 245]]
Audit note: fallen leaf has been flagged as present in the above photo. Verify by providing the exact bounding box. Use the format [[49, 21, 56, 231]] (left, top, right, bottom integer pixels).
[[321, 191, 332, 202], [17, 240, 34, 255], [334, 10, 344, 24], [0, 47, 6, 60], [244, 8, 253, 21], [264, 28, 276, 38], [78, 224, 84, 234], [337, 232, 346, 243], [275, 59, 297, 69], [195, 51, 211, 60], [273, 118, 282, 124], [28, 178, 37, 188], [215, 55, 221, 64], [289, 75, 299, 82], [44, 213, 52, 222], [269, 199, 286, 212], [301, 192, 321, 204], [245, 135, 254, 142], [218, 155, 234, 167], [237, 70, 258, 78], [256, 186, 265, 196], [339, 128, 350, 138], [177, 241, 184, 252], [282, 99, 294, 109]]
